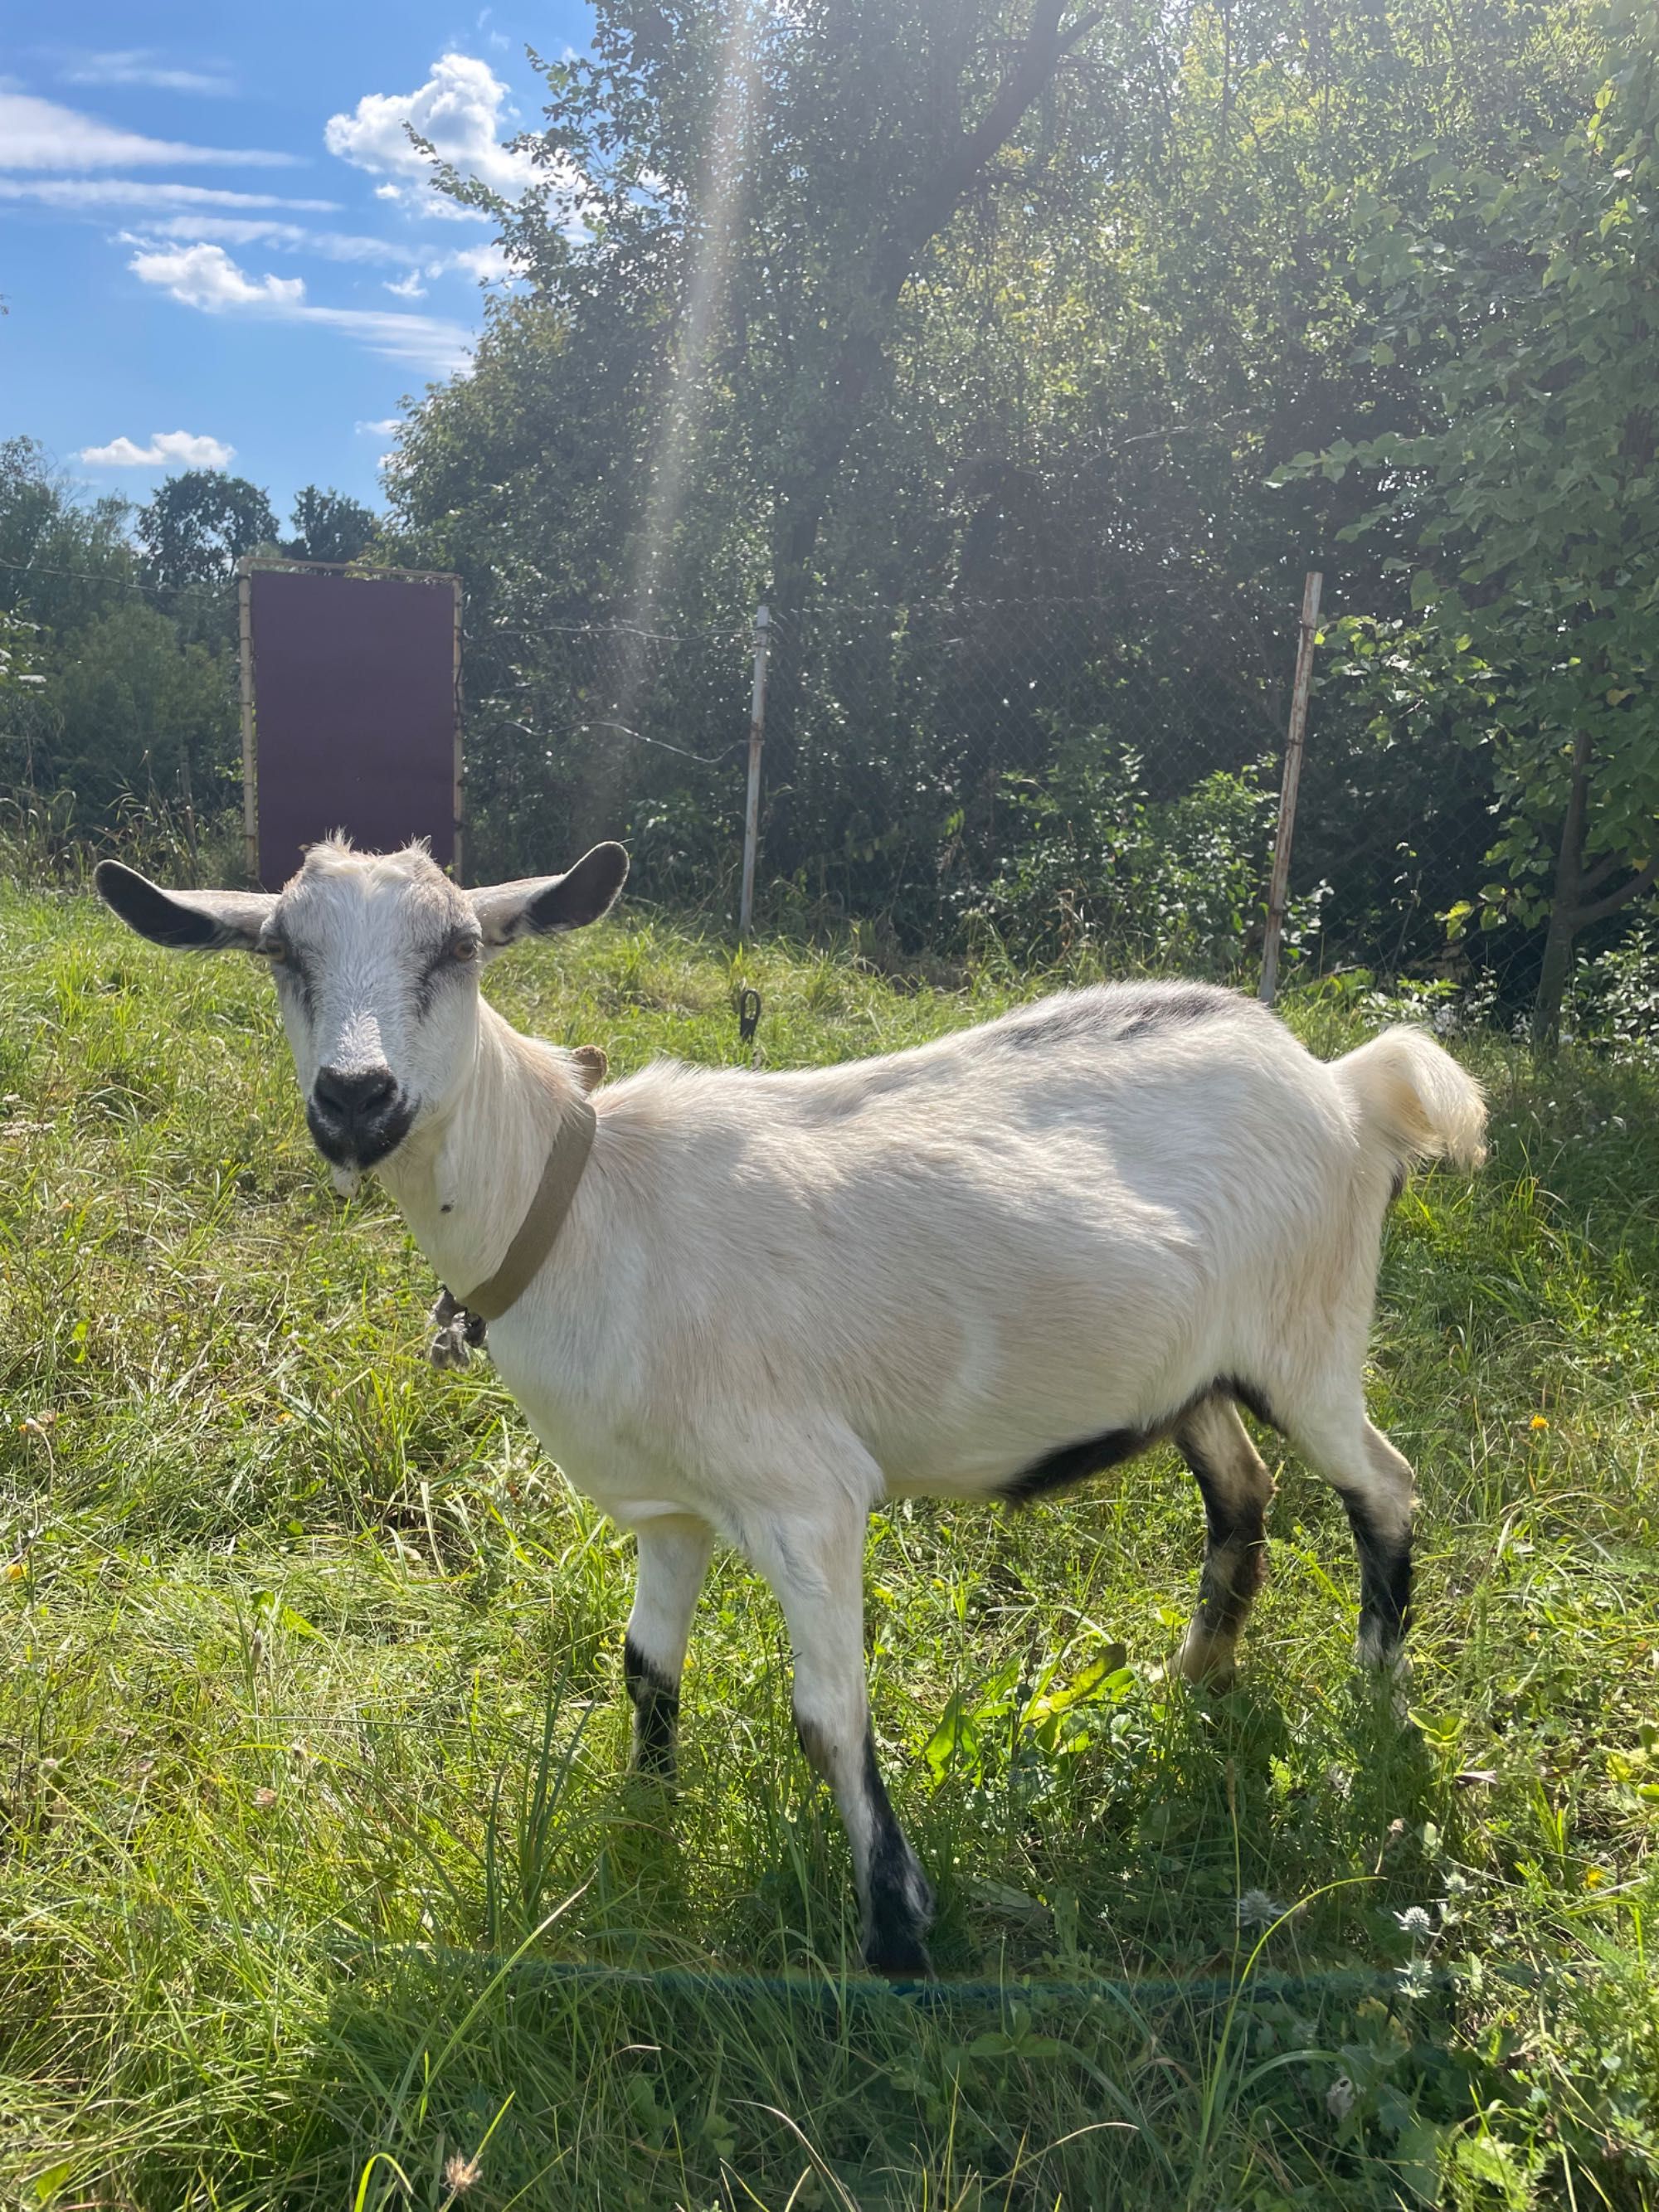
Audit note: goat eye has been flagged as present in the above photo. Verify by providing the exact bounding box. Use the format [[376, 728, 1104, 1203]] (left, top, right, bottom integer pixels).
[[451, 937, 479, 965]]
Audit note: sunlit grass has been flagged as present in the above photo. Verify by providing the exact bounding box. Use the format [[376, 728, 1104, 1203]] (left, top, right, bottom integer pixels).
[[2, 879, 1658, 2208]]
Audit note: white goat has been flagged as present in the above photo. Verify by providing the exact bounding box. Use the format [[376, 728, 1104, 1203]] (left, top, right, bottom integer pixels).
[[96, 840, 1486, 1976]]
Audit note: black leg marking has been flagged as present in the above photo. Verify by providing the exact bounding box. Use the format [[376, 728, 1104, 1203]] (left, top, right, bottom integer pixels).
[[793, 1713, 934, 1976], [1172, 1395, 1275, 1684], [999, 1377, 1280, 1514], [624, 1636, 681, 1778], [1219, 1374, 1281, 1432], [859, 1730, 934, 1979], [1341, 1495, 1413, 1664], [794, 1708, 832, 1777], [1185, 1444, 1269, 1648]]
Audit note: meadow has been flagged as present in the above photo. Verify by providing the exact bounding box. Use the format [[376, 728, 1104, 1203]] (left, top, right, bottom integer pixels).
[[2, 878, 1658, 2210]]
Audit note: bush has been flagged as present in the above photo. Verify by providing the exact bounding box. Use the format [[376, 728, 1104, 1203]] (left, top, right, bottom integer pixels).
[[969, 739, 1282, 973]]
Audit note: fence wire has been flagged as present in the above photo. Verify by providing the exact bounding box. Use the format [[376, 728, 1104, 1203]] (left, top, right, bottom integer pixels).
[[0, 552, 1549, 1011], [473, 581, 1520, 1007]]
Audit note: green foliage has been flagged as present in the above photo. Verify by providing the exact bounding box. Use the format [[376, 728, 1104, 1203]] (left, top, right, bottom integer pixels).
[[1572, 908, 1659, 1055], [4, 887, 1659, 2205], [137, 469, 279, 600], [0, 605, 41, 694], [975, 741, 1278, 971], [1292, 615, 1507, 977], [1301, 3, 1659, 1029], [0, 445, 243, 847], [29, 596, 237, 824], [284, 484, 380, 566], [382, 0, 1608, 984]]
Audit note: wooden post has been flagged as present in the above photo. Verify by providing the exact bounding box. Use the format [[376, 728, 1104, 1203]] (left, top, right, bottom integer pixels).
[[739, 604, 771, 941], [1258, 570, 1323, 1006], [178, 746, 197, 880], [450, 577, 465, 885], [237, 557, 257, 885]]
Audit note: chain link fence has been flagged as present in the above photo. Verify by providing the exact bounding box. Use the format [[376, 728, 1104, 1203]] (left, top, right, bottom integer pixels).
[[468, 578, 1517, 1004], [0, 552, 1527, 1009]]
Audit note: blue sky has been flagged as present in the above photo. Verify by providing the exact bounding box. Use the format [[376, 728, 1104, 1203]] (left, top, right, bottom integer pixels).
[[1, 1, 590, 524]]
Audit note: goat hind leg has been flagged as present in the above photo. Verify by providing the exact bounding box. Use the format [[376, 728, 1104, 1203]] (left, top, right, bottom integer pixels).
[[1282, 1393, 1416, 1670], [625, 1514, 715, 1779], [1174, 1393, 1275, 1686]]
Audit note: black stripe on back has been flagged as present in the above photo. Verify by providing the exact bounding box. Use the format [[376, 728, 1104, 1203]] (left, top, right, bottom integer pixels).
[[1218, 1374, 1282, 1432], [998, 1424, 1154, 1506], [997, 1372, 1283, 1509]]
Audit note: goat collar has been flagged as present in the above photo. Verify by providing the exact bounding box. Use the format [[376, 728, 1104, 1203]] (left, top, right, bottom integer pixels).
[[428, 1088, 596, 1366], [460, 1090, 596, 1319]]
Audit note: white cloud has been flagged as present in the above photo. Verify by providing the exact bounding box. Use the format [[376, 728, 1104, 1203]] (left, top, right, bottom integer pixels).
[[440, 241, 511, 284], [0, 177, 338, 211], [0, 91, 294, 170], [323, 53, 537, 216], [356, 418, 402, 436], [124, 215, 422, 265], [304, 305, 470, 370], [129, 240, 472, 372], [65, 51, 236, 97], [117, 217, 522, 287], [131, 240, 304, 311], [79, 430, 235, 469]]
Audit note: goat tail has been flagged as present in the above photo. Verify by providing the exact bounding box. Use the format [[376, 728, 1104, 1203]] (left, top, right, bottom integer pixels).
[[1332, 1025, 1488, 1181]]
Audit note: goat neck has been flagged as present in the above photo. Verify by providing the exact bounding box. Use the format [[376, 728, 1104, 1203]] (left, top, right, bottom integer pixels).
[[377, 998, 590, 1298]]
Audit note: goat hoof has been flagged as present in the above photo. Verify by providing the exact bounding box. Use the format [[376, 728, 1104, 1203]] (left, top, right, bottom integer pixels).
[[1354, 1644, 1412, 1723], [863, 1856, 936, 1981], [1170, 1627, 1238, 1690], [864, 1927, 934, 1981]]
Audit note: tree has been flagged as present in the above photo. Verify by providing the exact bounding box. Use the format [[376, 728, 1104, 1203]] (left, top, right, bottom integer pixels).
[[446, 2, 1151, 819], [285, 485, 380, 566], [1318, 3, 1659, 1047], [137, 472, 278, 597], [0, 445, 238, 833], [22, 597, 236, 824], [389, 0, 1608, 940], [0, 437, 144, 634]]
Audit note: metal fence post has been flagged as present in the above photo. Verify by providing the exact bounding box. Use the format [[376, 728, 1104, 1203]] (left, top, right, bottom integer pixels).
[[739, 603, 771, 941], [1258, 570, 1323, 1006]]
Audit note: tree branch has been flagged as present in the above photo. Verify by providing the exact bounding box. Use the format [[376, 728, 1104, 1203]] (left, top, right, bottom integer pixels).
[[893, 1, 1105, 266], [960, 2, 1105, 173], [1574, 853, 1659, 930], [1580, 849, 1621, 893]]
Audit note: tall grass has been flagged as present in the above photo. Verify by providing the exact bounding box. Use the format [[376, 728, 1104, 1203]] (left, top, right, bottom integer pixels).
[[2, 879, 1657, 2208]]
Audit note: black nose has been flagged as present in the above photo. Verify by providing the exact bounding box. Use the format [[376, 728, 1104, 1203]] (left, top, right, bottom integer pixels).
[[314, 1063, 397, 1124], [308, 1062, 408, 1166]]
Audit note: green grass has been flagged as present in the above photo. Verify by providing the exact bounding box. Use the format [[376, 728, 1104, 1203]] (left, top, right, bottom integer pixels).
[[2, 881, 1658, 2210]]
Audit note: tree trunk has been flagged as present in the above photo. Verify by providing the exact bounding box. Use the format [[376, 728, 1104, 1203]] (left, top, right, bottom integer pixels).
[[755, 1, 1103, 876], [1531, 730, 1591, 1055]]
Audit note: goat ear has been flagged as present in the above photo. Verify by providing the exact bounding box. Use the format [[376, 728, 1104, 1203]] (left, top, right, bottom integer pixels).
[[467, 842, 629, 947], [95, 861, 275, 951]]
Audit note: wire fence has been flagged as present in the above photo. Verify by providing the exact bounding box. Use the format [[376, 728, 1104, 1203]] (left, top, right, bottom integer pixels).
[[470, 578, 1510, 1004], [0, 554, 1520, 1008]]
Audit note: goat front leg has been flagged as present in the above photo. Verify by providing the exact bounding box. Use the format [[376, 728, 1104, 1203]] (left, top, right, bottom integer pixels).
[[624, 1514, 715, 1781], [742, 1497, 934, 1978]]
